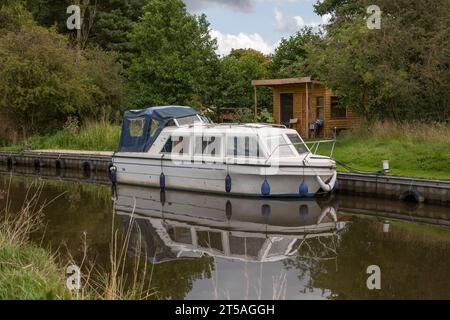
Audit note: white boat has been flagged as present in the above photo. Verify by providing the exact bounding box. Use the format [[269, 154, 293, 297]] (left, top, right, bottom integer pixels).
[[111, 106, 338, 197]]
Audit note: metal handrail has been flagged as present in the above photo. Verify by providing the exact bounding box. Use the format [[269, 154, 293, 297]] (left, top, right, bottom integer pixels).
[[305, 139, 337, 158]]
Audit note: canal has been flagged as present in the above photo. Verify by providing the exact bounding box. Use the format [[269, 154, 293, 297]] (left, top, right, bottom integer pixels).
[[0, 166, 449, 300]]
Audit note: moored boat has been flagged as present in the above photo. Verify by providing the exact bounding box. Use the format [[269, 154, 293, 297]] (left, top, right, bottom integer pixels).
[[112, 106, 337, 197]]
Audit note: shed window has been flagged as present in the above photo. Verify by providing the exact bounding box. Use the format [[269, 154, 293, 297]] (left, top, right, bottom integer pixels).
[[330, 97, 347, 119], [316, 97, 324, 120], [129, 118, 145, 137]]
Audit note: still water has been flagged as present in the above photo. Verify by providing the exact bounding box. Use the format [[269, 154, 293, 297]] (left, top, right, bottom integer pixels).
[[1, 166, 449, 300]]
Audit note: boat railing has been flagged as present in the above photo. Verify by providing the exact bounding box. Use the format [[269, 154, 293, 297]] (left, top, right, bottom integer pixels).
[[305, 139, 337, 158], [216, 123, 287, 129]]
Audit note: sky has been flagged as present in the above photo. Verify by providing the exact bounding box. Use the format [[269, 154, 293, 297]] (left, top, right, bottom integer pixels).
[[183, 0, 330, 56]]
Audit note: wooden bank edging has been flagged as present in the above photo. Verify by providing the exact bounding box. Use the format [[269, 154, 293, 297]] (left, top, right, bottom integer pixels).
[[0, 151, 449, 205]]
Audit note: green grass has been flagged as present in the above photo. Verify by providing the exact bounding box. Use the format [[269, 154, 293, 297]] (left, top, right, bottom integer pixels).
[[0, 234, 67, 300], [307, 122, 450, 180], [1, 122, 120, 152]]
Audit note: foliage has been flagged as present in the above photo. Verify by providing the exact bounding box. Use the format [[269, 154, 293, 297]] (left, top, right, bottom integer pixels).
[[0, 0, 34, 35], [25, 0, 146, 65], [0, 26, 91, 137], [309, 0, 450, 122], [81, 48, 125, 123], [270, 27, 320, 78], [216, 49, 272, 115], [126, 0, 219, 110], [0, 21, 124, 137]]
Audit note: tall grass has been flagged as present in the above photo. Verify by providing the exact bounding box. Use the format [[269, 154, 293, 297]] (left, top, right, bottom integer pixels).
[[27, 122, 121, 152], [1, 122, 121, 152], [0, 179, 68, 299], [316, 122, 450, 179], [0, 177, 155, 300]]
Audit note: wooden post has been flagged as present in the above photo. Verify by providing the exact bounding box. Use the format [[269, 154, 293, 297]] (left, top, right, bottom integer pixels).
[[305, 83, 309, 138], [253, 86, 258, 123]]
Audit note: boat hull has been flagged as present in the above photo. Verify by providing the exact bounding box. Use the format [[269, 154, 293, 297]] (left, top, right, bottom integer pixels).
[[112, 156, 336, 197]]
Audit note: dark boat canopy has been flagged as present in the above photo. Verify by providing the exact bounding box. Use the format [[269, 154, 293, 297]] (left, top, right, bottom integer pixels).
[[118, 106, 198, 153]]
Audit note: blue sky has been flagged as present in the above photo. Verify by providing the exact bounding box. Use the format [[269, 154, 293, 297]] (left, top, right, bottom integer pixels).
[[183, 0, 329, 56]]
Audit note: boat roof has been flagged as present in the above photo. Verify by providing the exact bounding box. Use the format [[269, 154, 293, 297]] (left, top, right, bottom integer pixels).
[[124, 106, 198, 122], [162, 123, 298, 137]]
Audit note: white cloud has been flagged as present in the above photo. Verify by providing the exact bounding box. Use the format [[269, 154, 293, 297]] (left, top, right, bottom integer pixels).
[[274, 8, 330, 33], [210, 30, 276, 56], [184, 0, 255, 13]]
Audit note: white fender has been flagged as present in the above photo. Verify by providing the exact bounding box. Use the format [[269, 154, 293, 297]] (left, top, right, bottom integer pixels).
[[316, 171, 338, 192]]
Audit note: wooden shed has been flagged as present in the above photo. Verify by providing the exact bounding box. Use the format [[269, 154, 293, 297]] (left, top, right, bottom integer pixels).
[[252, 77, 363, 138]]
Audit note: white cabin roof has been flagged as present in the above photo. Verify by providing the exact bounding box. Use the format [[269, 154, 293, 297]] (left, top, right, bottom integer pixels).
[[161, 123, 300, 137]]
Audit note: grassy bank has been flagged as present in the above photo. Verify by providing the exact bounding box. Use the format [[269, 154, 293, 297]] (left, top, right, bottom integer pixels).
[[0, 180, 154, 300], [0, 234, 66, 299], [0, 183, 66, 299], [332, 122, 450, 180], [1, 121, 449, 180], [1, 122, 120, 152]]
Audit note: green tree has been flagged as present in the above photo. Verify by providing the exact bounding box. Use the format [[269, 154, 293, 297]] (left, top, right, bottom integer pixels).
[[270, 27, 320, 78], [126, 0, 219, 110], [82, 48, 125, 122], [309, 0, 450, 122], [216, 49, 272, 118], [0, 24, 124, 137], [0, 26, 91, 137], [0, 0, 34, 35], [25, 0, 146, 65]]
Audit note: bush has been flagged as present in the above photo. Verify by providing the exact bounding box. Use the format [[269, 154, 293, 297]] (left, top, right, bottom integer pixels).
[[0, 24, 124, 140]]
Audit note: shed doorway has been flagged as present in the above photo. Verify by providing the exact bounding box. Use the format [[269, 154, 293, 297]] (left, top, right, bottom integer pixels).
[[280, 93, 293, 126]]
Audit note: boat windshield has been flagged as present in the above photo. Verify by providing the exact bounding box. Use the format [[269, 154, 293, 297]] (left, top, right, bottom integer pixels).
[[265, 135, 296, 158], [286, 134, 309, 155], [176, 115, 201, 126]]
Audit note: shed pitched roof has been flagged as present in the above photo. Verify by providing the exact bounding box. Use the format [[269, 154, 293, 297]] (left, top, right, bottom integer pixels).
[[251, 77, 321, 87]]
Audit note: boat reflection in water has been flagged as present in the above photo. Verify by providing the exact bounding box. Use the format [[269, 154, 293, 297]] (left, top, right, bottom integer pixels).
[[114, 185, 349, 265]]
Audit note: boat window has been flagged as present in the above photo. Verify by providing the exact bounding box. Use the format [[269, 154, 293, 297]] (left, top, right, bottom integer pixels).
[[129, 118, 145, 137], [161, 136, 190, 155], [197, 231, 223, 253], [176, 115, 201, 126], [166, 119, 177, 127], [227, 136, 261, 158], [166, 226, 192, 245], [265, 135, 296, 157], [149, 119, 160, 138], [194, 136, 222, 157], [286, 134, 309, 155]]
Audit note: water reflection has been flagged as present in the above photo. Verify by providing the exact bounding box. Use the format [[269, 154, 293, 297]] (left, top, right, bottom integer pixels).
[[115, 185, 349, 264], [0, 167, 449, 299]]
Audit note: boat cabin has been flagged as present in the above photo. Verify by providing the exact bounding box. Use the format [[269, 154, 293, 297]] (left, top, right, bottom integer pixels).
[[118, 106, 311, 163]]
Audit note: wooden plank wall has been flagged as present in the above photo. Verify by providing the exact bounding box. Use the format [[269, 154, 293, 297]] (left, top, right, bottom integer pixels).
[[272, 83, 364, 138]]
